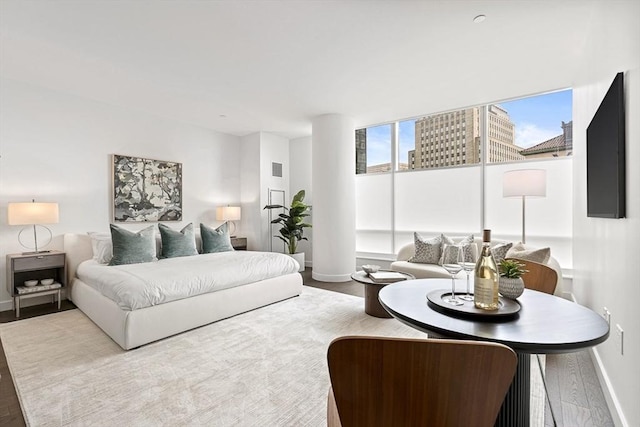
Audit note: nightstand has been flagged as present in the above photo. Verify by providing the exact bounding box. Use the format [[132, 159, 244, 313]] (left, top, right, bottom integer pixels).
[[230, 237, 247, 250], [6, 251, 66, 318]]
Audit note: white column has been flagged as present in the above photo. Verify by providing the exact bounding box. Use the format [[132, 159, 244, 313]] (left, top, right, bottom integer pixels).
[[312, 114, 355, 282]]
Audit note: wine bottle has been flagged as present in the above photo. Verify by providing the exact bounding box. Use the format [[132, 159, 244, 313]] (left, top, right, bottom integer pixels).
[[474, 229, 499, 310]]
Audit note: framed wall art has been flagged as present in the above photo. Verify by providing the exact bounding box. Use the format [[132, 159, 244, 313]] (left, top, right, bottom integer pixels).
[[112, 154, 183, 222]]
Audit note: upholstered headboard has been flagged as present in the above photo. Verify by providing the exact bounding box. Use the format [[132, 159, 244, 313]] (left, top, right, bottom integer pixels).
[[63, 233, 94, 286]]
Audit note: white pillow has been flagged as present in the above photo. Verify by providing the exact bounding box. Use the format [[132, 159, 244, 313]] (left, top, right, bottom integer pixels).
[[87, 232, 113, 264], [506, 242, 550, 264]]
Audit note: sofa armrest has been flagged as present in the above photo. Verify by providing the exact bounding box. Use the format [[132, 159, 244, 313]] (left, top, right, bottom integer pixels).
[[396, 243, 416, 261]]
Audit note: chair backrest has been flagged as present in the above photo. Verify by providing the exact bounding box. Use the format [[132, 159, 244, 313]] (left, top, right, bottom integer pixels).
[[508, 257, 558, 295], [327, 336, 517, 427]]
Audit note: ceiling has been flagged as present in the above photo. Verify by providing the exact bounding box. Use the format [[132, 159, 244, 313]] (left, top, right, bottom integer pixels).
[[0, 0, 596, 139]]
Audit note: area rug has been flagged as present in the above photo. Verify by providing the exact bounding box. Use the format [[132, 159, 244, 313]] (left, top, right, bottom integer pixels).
[[0, 286, 426, 426]]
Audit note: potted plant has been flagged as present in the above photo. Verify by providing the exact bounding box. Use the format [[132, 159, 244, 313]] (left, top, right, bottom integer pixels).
[[498, 259, 528, 299], [264, 190, 311, 272]]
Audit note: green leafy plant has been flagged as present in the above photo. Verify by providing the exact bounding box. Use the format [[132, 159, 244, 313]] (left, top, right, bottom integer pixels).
[[263, 190, 312, 254], [499, 259, 528, 278]]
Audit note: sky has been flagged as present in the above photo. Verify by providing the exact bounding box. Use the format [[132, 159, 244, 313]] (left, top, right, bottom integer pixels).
[[366, 89, 573, 166]]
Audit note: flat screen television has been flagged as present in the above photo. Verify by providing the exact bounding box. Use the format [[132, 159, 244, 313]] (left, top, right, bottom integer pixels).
[[586, 72, 626, 218]]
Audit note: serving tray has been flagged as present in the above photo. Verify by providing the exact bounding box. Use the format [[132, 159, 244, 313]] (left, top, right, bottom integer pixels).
[[426, 289, 520, 320]]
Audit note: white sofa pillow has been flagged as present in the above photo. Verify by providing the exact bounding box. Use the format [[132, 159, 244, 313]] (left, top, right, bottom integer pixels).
[[506, 242, 550, 264], [408, 233, 443, 264]]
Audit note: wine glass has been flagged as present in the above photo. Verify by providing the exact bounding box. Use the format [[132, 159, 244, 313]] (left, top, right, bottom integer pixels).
[[441, 244, 463, 306], [457, 243, 477, 301]]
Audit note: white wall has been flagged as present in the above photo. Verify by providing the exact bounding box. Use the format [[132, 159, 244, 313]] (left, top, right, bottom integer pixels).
[[240, 133, 262, 250], [289, 136, 313, 265], [259, 132, 290, 252], [239, 132, 291, 252], [0, 79, 241, 310], [572, 1, 640, 425]]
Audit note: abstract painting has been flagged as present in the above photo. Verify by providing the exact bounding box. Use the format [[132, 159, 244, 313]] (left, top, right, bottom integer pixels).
[[113, 154, 182, 222]]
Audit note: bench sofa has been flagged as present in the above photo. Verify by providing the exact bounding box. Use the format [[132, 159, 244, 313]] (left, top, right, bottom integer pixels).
[[390, 237, 563, 297]]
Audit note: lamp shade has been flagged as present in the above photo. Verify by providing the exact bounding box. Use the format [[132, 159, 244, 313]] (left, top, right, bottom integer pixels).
[[8, 202, 59, 225], [503, 169, 546, 198], [216, 206, 241, 221]]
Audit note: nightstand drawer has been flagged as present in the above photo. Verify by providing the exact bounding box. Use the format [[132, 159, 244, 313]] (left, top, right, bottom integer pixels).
[[13, 254, 65, 272], [231, 237, 247, 250]]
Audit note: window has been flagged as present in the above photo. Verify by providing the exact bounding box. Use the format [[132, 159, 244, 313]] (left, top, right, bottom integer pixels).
[[355, 89, 574, 269], [355, 124, 392, 174], [488, 90, 573, 163]]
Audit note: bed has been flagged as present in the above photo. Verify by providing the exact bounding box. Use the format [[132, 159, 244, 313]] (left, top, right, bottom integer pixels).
[[63, 233, 303, 350]]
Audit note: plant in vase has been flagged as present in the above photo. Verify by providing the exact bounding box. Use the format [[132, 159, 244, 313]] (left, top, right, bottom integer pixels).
[[498, 259, 528, 299], [263, 190, 311, 272]]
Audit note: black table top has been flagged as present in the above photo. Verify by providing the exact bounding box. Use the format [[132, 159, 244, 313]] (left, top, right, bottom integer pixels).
[[378, 278, 609, 354]]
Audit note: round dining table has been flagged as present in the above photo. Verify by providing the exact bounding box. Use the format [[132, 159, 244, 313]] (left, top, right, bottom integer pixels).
[[378, 278, 609, 427]]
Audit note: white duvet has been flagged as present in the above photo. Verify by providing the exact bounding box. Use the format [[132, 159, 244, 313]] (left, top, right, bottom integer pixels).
[[76, 251, 300, 310]]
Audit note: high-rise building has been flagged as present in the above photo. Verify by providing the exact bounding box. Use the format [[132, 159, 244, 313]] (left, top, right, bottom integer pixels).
[[410, 106, 523, 169], [355, 128, 367, 174], [486, 105, 523, 163]]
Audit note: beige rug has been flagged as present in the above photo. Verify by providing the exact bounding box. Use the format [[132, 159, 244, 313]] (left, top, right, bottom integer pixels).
[[1, 286, 426, 426]]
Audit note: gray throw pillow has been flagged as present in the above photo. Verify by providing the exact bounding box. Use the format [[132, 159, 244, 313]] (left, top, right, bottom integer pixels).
[[108, 224, 157, 266], [408, 233, 442, 264], [158, 223, 198, 258], [505, 242, 550, 264], [491, 242, 513, 265], [200, 223, 234, 253], [439, 234, 474, 265]]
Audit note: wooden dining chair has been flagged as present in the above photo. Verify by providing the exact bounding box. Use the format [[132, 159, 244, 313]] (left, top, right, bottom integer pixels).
[[509, 258, 558, 295], [326, 336, 517, 427]]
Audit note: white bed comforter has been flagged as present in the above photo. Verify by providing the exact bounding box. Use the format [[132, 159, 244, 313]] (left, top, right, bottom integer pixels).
[[76, 251, 300, 310]]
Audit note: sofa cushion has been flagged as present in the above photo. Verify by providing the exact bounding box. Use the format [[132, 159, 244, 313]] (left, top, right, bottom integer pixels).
[[439, 234, 474, 264], [506, 242, 550, 264], [391, 261, 452, 279], [491, 242, 513, 265], [408, 233, 443, 264]]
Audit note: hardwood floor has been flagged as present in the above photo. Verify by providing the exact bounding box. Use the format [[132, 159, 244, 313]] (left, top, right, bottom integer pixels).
[[0, 271, 614, 426]]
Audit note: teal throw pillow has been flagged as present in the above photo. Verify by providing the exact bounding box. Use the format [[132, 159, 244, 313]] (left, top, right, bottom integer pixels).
[[108, 224, 157, 266], [158, 223, 198, 258], [200, 223, 234, 253]]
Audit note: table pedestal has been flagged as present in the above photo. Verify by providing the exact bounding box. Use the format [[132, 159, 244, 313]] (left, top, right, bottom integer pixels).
[[364, 283, 393, 318], [495, 352, 531, 427]]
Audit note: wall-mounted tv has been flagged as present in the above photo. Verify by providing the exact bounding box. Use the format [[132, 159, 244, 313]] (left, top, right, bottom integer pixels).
[[587, 72, 626, 218]]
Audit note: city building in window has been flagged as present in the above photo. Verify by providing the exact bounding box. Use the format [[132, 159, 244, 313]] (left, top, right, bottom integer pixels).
[[409, 106, 523, 169], [520, 121, 573, 158]]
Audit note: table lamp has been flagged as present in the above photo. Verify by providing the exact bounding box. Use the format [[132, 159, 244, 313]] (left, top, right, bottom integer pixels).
[[8, 200, 59, 254], [503, 169, 546, 244], [216, 206, 241, 237]]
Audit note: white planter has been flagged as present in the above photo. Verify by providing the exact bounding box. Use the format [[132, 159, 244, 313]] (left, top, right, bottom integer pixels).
[[499, 277, 524, 299], [289, 252, 305, 272]]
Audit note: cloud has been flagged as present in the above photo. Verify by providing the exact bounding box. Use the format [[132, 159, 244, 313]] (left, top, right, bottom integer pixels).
[[515, 123, 561, 148]]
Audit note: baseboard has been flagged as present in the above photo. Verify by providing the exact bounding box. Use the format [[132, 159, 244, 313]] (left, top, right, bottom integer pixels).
[[311, 271, 352, 282], [0, 299, 13, 312], [569, 292, 628, 426], [589, 347, 628, 426]]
